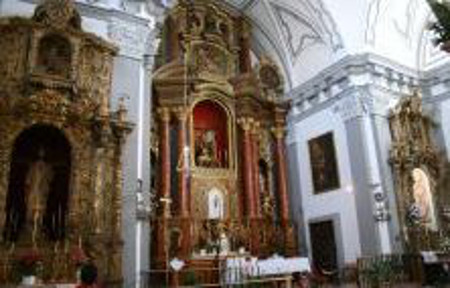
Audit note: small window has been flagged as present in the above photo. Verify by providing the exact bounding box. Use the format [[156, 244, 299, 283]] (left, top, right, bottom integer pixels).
[[308, 132, 340, 194], [37, 34, 72, 78]]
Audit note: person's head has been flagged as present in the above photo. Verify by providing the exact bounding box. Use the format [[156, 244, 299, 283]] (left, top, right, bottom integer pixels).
[[80, 263, 97, 285]]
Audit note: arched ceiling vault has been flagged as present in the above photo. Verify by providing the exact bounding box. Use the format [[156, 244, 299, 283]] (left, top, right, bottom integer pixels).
[[223, 0, 346, 90], [218, 0, 446, 89]]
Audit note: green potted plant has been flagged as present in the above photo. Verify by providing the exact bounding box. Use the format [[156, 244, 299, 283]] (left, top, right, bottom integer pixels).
[[364, 258, 394, 288], [427, 0, 450, 51], [183, 271, 199, 287]]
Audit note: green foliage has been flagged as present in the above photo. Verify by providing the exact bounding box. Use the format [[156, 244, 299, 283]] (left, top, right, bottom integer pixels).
[[183, 271, 199, 287], [364, 258, 395, 287], [427, 0, 450, 45]]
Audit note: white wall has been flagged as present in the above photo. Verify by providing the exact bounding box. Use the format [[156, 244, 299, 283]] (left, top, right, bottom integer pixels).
[[1, 0, 34, 16], [291, 107, 361, 264]]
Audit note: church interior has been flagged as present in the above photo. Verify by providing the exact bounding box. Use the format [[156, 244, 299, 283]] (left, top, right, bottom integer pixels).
[[0, 0, 450, 287]]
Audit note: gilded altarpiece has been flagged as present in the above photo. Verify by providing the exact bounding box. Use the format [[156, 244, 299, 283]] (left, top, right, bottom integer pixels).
[[150, 0, 297, 281], [389, 93, 449, 252], [0, 0, 131, 284]]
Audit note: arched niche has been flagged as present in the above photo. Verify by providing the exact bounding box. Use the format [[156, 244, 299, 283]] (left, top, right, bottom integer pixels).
[[207, 187, 225, 219], [37, 34, 72, 77], [193, 100, 229, 168], [3, 124, 71, 243]]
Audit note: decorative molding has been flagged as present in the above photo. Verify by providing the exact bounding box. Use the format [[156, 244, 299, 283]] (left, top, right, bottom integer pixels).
[[365, 0, 385, 46], [271, 3, 323, 61], [332, 90, 371, 122], [366, 0, 426, 47], [393, 0, 420, 47], [287, 53, 419, 122], [270, 0, 343, 63], [108, 17, 154, 59]]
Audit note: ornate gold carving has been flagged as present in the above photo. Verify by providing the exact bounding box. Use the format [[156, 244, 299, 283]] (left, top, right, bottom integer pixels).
[[389, 91, 443, 251], [173, 106, 189, 122], [33, 0, 81, 30], [271, 126, 286, 140], [151, 0, 297, 272], [237, 117, 254, 131], [0, 0, 130, 284], [258, 55, 284, 100], [190, 43, 230, 77], [250, 121, 261, 135], [0, 24, 28, 95], [157, 107, 171, 122]]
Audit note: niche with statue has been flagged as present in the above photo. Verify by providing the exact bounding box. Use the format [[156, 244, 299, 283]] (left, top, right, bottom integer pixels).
[[389, 92, 448, 251], [0, 0, 131, 284]]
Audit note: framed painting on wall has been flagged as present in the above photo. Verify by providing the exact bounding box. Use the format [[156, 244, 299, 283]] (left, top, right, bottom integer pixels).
[[308, 132, 340, 193]]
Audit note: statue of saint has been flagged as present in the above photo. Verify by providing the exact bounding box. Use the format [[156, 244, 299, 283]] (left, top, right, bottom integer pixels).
[[208, 189, 224, 219], [196, 130, 218, 167], [25, 149, 53, 241], [411, 168, 437, 230]]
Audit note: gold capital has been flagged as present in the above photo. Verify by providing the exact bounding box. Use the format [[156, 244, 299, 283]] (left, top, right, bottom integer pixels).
[[157, 107, 171, 122], [251, 121, 261, 135], [237, 117, 254, 131], [271, 126, 286, 139], [172, 107, 189, 121]]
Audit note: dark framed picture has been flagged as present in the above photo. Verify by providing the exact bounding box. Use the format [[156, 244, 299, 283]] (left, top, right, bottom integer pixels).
[[308, 132, 340, 193]]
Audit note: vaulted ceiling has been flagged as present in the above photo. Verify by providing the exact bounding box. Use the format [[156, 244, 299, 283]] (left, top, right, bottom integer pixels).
[[217, 0, 444, 89], [222, 0, 345, 89]]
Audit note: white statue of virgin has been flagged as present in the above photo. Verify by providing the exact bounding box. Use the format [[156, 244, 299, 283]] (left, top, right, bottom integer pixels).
[[411, 168, 437, 230]]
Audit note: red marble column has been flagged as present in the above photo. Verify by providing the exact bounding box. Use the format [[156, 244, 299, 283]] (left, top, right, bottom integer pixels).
[[175, 108, 191, 258], [175, 108, 189, 217], [251, 129, 261, 254], [273, 127, 289, 223], [156, 108, 171, 263], [251, 123, 261, 217], [160, 108, 172, 210], [239, 118, 260, 254], [239, 118, 256, 218]]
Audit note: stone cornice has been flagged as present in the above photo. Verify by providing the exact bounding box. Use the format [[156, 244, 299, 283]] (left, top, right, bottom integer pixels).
[[108, 16, 156, 60], [287, 53, 420, 121], [421, 63, 450, 104]]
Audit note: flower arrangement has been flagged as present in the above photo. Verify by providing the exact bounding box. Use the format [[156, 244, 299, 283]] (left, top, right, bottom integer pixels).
[[15, 249, 42, 277], [427, 0, 450, 48]]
